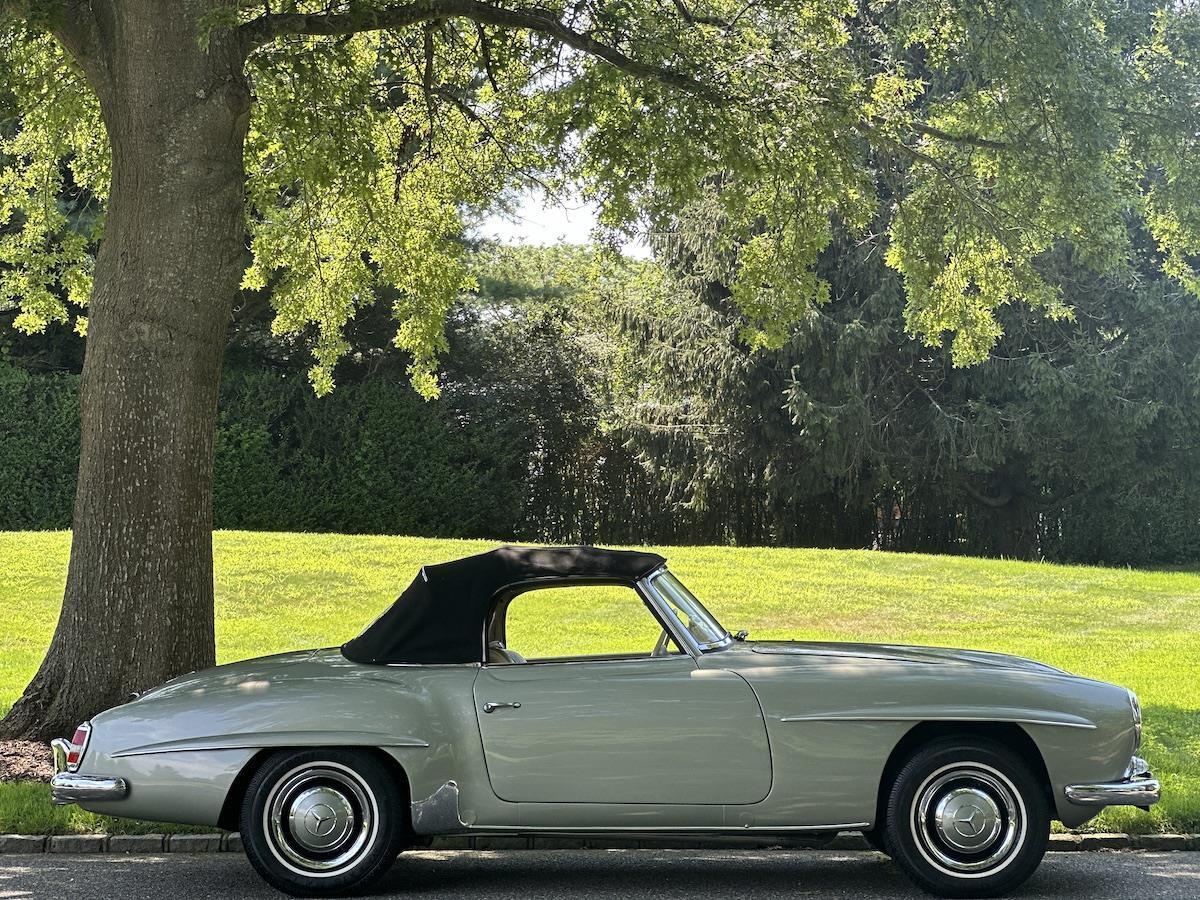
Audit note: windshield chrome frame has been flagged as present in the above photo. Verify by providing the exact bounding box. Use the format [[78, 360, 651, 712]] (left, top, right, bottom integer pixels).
[[637, 565, 733, 657]]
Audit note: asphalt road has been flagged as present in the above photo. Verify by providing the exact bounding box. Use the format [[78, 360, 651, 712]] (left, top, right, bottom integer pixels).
[[1, 849, 1196, 899]]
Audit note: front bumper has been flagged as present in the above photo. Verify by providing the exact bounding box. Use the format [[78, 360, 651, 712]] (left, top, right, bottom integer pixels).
[[50, 738, 128, 806], [1065, 756, 1160, 808]]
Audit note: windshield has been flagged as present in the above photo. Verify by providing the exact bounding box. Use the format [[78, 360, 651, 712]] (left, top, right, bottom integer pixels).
[[650, 570, 730, 651]]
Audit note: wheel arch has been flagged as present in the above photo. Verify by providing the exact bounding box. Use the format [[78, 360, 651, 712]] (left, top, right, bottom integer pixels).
[[871, 721, 1054, 830], [217, 746, 413, 833]]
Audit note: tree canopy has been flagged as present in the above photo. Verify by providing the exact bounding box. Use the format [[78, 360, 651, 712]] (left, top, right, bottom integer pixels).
[[4, 0, 1199, 393], [6, 235, 1198, 564]]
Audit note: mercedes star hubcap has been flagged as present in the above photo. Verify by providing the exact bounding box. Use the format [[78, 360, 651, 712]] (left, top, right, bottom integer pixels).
[[289, 786, 355, 852], [911, 762, 1025, 876], [264, 763, 376, 875], [934, 786, 1003, 852]]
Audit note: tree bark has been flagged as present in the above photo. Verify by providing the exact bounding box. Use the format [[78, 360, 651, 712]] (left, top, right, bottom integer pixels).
[[963, 473, 1040, 561], [0, 3, 251, 740]]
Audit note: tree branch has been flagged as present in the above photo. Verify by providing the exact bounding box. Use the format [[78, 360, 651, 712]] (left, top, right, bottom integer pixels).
[[962, 481, 1015, 509], [668, 0, 729, 29], [8, 0, 113, 95], [2, 0, 95, 57], [240, 0, 722, 102], [856, 121, 1034, 253], [910, 122, 1013, 152], [475, 22, 501, 93]]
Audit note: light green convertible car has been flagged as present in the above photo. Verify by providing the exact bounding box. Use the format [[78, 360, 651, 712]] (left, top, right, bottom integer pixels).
[[50, 546, 1157, 897]]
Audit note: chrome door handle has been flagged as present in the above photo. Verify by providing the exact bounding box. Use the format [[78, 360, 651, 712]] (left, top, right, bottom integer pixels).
[[482, 701, 522, 713]]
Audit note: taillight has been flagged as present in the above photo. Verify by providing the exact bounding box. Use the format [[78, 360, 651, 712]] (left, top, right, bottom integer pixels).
[[66, 722, 91, 772]]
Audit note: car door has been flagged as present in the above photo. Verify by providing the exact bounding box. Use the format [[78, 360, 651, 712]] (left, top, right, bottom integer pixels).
[[471, 583, 772, 806]]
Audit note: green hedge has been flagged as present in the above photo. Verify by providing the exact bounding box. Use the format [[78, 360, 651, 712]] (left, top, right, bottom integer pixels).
[[0, 364, 79, 529], [212, 370, 522, 537], [0, 363, 525, 538], [3, 360, 1197, 564]]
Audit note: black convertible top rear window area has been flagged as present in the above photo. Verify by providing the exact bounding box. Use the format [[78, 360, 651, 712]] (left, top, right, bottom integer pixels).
[[340, 545, 666, 665]]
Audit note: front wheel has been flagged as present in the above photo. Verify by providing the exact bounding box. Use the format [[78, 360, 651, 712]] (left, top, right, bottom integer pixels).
[[884, 738, 1049, 898], [241, 749, 407, 897]]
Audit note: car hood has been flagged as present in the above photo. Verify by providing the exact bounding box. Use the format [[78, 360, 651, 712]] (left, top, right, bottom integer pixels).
[[742, 640, 1066, 674]]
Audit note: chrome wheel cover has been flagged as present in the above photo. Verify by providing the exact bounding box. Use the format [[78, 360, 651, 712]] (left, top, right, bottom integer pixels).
[[262, 762, 379, 878], [910, 762, 1026, 879]]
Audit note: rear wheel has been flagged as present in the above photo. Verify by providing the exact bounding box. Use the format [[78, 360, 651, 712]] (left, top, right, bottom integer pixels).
[[241, 749, 407, 897], [884, 738, 1049, 898]]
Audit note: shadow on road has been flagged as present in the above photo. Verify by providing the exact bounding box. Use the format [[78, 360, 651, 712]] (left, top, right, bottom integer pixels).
[[2, 849, 1197, 899]]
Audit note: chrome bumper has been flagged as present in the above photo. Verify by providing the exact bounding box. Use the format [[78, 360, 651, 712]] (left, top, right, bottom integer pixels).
[[1065, 756, 1160, 808], [50, 738, 128, 806]]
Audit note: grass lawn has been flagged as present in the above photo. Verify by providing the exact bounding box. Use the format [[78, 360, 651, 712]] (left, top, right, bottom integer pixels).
[[1, 530, 1197, 835]]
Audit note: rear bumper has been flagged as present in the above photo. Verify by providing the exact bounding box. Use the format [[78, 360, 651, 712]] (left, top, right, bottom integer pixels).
[[1065, 756, 1160, 808], [50, 738, 128, 806], [50, 772, 129, 805]]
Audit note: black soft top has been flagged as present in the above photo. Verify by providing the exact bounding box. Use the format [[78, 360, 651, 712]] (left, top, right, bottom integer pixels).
[[341, 545, 666, 665]]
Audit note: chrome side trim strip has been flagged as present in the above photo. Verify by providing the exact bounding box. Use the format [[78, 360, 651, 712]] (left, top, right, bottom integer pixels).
[[50, 773, 128, 805], [468, 823, 871, 834], [752, 646, 943, 664], [111, 730, 429, 757], [482, 654, 690, 669], [384, 662, 483, 668], [411, 781, 468, 835], [778, 714, 1097, 730]]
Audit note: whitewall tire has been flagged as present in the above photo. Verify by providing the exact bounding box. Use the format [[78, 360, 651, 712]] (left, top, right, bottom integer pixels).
[[241, 749, 407, 897], [884, 738, 1050, 898]]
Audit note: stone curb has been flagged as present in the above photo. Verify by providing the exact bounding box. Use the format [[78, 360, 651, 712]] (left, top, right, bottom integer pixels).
[[1, 831, 1197, 854], [166, 833, 223, 853], [106, 834, 165, 853], [47, 834, 106, 853], [0, 835, 46, 853]]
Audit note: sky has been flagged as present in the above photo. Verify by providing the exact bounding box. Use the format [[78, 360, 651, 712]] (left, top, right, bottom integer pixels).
[[474, 189, 652, 258]]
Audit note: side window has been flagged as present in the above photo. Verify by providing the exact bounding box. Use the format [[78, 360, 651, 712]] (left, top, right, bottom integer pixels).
[[501, 584, 682, 661]]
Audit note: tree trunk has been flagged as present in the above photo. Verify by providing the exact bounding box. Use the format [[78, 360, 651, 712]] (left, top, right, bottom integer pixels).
[[0, 4, 251, 741], [990, 496, 1039, 560]]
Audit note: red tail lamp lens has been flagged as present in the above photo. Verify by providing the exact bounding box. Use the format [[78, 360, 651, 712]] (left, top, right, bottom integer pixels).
[[66, 723, 91, 771]]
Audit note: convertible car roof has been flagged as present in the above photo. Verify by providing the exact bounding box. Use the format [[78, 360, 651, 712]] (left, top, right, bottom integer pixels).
[[341, 545, 667, 665]]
